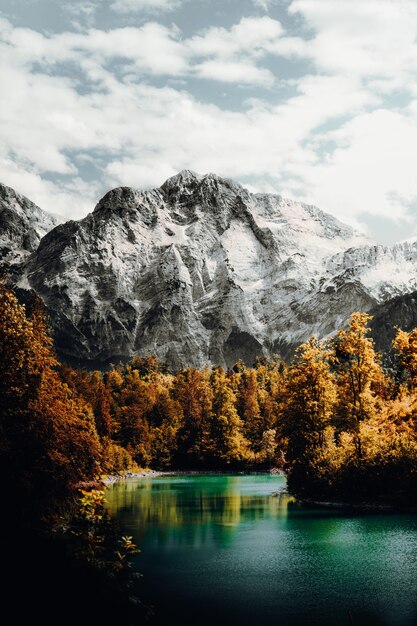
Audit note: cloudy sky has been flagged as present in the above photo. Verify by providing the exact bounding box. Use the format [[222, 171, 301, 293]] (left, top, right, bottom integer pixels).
[[1, 0, 417, 243]]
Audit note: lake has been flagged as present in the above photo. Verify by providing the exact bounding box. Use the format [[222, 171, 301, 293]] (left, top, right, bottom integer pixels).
[[105, 474, 417, 626]]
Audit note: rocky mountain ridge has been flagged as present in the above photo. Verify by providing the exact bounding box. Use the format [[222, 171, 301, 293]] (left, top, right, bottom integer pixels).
[[0, 182, 60, 272], [3, 170, 417, 368]]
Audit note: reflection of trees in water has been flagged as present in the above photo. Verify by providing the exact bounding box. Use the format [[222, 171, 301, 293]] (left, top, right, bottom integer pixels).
[[106, 478, 294, 547]]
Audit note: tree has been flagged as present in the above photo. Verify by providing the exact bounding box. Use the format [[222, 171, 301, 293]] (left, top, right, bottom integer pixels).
[[0, 286, 101, 524], [236, 369, 263, 456], [207, 367, 249, 465], [393, 328, 417, 392], [172, 368, 213, 466], [332, 312, 384, 459], [279, 337, 337, 493], [87, 371, 113, 438], [148, 387, 183, 468]]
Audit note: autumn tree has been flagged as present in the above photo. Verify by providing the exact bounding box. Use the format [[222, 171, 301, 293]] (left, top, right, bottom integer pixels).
[[172, 368, 213, 466], [279, 337, 337, 493], [393, 328, 417, 392], [148, 386, 183, 468], [236, 369, 263, 456], [207, 367, 249, 465], [0, 286, 101, 524], [254, 356, 285, 430], [113, 369, 154, 467], [332, 312, 384, 459]]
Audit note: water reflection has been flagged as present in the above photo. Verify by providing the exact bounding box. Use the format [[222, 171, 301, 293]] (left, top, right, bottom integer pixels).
[[106, 475, 292, 547], [105, 475, 417, 626]]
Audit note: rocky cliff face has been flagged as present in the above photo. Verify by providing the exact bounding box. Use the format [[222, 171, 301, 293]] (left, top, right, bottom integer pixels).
[[370, 290, 417, 355], [0, 183, 59, 275], [4, 170, 417, 368]]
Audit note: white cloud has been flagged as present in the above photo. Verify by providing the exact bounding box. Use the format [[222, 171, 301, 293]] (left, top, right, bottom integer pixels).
[[110, 0, 183, 13], [0, 158, 98, 220], [288, 0, 417, 90], [194, 60, 275, 86], [2, 4, 417, 243], [62, 1, 101, 29], [296, 108, 417, 225], [0, 14, 388, 221], [252, 0, 277, 10], [189, 17, 284, 59], [0, 17, 285, 86]]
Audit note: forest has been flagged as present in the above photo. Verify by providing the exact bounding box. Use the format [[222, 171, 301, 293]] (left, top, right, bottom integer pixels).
[[61, 309, 417, 505], [3, 282, 417, 622], [3, 283, 417, 510]]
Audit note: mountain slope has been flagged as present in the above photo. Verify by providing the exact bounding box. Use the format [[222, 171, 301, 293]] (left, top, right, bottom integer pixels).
[[370, 289, 417, 354], [5, 170, 417, 368], [19, 171, 368, 367], [0, 183, 59, 272]]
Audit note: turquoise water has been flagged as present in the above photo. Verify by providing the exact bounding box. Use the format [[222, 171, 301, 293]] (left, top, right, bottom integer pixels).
[[105, 474, 417, 626]]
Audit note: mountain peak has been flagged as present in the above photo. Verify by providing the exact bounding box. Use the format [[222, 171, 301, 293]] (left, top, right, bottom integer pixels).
[[162, 170, 202, 187], [4, 171, 414, 370]]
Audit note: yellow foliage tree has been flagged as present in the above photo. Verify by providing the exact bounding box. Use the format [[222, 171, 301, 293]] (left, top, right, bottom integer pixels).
[[279, 337, 337, 493], [332, 312, 384, 459], [171, 367, 213, 465], [208, 367, 249, 465], [393, 328, 417, 391]]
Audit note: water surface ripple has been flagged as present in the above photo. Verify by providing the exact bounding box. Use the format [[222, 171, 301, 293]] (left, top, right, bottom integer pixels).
[[106, 474, 417, 626]]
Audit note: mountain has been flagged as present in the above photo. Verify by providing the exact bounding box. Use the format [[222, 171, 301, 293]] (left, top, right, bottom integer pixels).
[[3, 170, 417, 369], [0, 183, 59, 274], [370, 289, 417, 354]]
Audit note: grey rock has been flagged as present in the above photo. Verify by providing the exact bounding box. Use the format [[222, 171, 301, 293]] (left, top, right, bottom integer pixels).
[[0, 183, 59, 276], [4, 171, 417, 369]]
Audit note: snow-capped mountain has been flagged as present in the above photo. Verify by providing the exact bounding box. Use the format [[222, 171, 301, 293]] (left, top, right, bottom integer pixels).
[[4, 170, 417, 368], [0, 182, 59, 271]]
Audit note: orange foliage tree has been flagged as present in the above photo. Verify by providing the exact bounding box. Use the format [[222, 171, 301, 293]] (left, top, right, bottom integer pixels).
[[0, 286, 101, 524]]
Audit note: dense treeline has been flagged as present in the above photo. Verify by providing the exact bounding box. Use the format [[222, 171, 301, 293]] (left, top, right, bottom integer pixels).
[[60, 354, 286, 471], [61, 310, 417, 505], [281, 313, 417, 504], [4, 280, 417, 523], [0, 286, 101, 523]]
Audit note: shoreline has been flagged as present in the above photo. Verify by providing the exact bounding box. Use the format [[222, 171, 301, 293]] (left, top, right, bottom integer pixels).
[[298, 497, 417, 513], [102, 470, 168, 485], [101, 472, 417, 513], [102, 468, 285, 485]]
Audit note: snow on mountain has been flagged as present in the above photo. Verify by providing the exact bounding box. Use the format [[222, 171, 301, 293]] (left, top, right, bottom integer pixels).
[[19, 171, 370, 367], [325, 239, 417, 302], [3, 170, 417, 368], [0, 182, 60, 271]]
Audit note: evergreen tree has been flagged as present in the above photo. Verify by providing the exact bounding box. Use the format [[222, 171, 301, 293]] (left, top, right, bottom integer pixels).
[[89, 371, 113, 437], [149, 387, 183, 468], [237, 369, 263, 457]]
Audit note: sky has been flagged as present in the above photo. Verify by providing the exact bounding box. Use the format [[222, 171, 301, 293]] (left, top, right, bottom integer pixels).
[[1, 0, 417, 243]]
